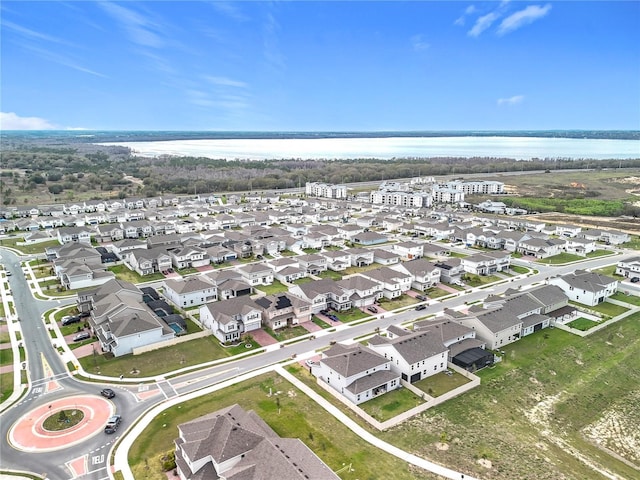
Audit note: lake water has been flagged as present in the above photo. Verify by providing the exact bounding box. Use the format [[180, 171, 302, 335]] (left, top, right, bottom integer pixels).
[[99, 136, 640, 161]]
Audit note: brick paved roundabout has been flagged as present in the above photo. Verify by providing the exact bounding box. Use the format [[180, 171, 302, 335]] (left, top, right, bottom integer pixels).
[[8, 395, 114, 452]]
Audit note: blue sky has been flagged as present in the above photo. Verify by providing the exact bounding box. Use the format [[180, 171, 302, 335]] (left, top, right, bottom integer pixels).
[[1, 1, 639, 131]]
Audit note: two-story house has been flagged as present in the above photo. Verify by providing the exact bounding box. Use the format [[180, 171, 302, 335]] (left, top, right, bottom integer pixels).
[[392, 259, 441, 291], [548, 270, 618, 306], [199, 296, 262, 343], [163, 275, 217, 309]]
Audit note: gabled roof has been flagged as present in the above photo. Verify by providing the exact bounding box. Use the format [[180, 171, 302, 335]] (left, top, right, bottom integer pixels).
[[368, 330, 447, 364], [321, 344, 388, 378]]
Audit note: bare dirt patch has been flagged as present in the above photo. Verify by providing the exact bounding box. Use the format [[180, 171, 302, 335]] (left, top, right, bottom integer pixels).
[[582, 391, 640, 468]]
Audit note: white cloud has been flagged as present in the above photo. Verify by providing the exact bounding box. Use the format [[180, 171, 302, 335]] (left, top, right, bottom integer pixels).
[[497, 95, 525, 106], [204, 76, 248, 88], [99, 2, 164, 48], [208, 1, 249, 22], [21, 44, 107, 78], [0, 112, 56, 130], [468, 12, 501, 37], [497, 4, 552, 36], [466, 5, 477, 15], [454, 5, 476, 26], [2, 19, 73, 46], [411, 34, 430, 51]]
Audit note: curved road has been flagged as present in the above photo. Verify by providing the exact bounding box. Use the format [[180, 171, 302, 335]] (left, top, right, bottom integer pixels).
[[0, 246, 635, 480]]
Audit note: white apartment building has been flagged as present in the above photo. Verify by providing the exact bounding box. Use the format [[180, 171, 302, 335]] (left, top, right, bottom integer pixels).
[[305, 182, 347, 199]]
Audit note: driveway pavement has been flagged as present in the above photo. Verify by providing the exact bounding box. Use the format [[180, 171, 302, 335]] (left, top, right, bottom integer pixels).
[[250, 328, 278, 347]]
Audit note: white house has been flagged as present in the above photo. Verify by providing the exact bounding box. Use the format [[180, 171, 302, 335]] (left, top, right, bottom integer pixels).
[[392, 259, 441, 291], [199, 297, 262, 343], [368, 330, 449, 383], [548, 270, 618, 306], [615, 256, 640, 281], [163, 275, 217, 309], [312, 343, 400, 405]]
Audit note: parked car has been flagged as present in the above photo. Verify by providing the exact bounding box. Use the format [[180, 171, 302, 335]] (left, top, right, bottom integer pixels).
[[305, 360, 315, 367], [416, 294, 427, 301], [101, 388, 116, 399], [631, 277, 640, 283], [73, 332, 91, 342], [104, 415, 121, 434], [62, 315, 81, 326], [5, 271, 12, 276], [367, 306, 378, 313], [415, 305, 427, 311]]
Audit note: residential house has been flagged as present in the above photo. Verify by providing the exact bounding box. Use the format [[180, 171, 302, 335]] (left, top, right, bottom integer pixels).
[[392, 241, 424, 261], [268, 257, 307, 283], [237, 263, 274, 286], [360, 267, 412, 299], [548, 270, 618, 306], [615, 256, 640, 281], [368, 329, 449, 383], [128, 248, 172, 276], [461, 251, 511, 276], [174, 404, 339, 480], [344, 247, 374, 267], [297, 254, 328, 275], [320, 250, 351, 272], [392, 258, 441, 291], [204, 270, 252, 300], [87, 279, 174, 356], [312, 343, 400, 405], [254, 293, 312, 330], [163, 276, 217, 309], [170, 246, 209, 269], [199, 297, 262, 343], [517, 237, 565, 259], [372, 248, 400, 266], [445, 307, 523, 351], [56, 226, 92, 245], [351, 231, 388, 246]]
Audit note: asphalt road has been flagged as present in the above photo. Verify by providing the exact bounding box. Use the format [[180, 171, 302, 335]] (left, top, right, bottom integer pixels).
[[0, 246, 636, 480]]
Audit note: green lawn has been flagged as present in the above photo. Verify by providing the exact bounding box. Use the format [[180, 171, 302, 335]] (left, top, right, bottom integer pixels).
[[333, 308, 368, 322], [0, 238, 60, 254], [592, 265, 620, 277], [412, 371, 472, 397], [462, 274, 502, 287], [0, 331, 10, 344], [582, 301, 629, 317], [107, 264, 164, 283], [375, 315, 640, 480], [263, 325, 310, 342], [127, 372, 436, 480], [585, 249, 615, 258], [254, 280, 289, 295], [311, 316, 332, 329], [448, 252, 468, 258], [566, 317, 599, 331], [610, 291, 640, 306], [0, 371, 14, 403], [622, 236, 640, 250], [292, 277, 314, 285], [176, 267, 198, 275], [0, 348, 13, 367], [377, 295, 419, 310], [537, 252, 584, 264], [359, 386, 425, 422], [317, 270, 343, 281], [77, 336, 235, 377], [510, 265, 530, 275], [343, 263, 381, 275]]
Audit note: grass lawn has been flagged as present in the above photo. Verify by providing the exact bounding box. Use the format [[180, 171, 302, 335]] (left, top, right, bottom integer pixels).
[[0, 238, 60, 255], [183, 317, 202, 333], [359, 387, 425, 422], [343, 263, 382, 275], [302, 248, 320, 254], [224, 338, 261, 356], [280, 250, 297, 257], [263, 325, 310, 342], [592, 265, 620, 277], [317, 270, 343, 281], [78, 336, 235, 377], [537, 252, 584, 264], [107, 265, 164, 283], [448, 252, 468, 258], [566, 317, 599, 331], [582, 301, 629, 317], [586, 249, 616, 258], [0, 330, 10, 343], [610, 291, 640, 306], [412, 371, 472, 397], [426, 286, 455, 299], [462, 274, 501, 287], [622, 236, 640, 250], [0, 371, 14, 403], [254, 279, 289, 295], [127, 372, 435, 480], [176, 267, 198, 275], [0, 348, 13, 367], [376, 315, 640, 480], [311, 316, 332, 329], [377, 295, 419, 310], [510, 265, 530, 275], [333, 308, 368, 322], [292, 277, 314, 285]]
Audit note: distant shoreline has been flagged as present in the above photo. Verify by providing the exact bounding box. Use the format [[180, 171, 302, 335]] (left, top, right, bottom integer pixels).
[[94, 135, 640, 161], [2, 129, 640, 143]]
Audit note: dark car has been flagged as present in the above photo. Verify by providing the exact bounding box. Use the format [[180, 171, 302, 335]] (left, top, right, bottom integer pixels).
[[73, 332, 91, 342], [105, 415, 121, 434], [416, 294, 427, 301], [101, 388, 116, 399], [631, 277, 640, 283], [367, 306, 378, 313], [62, 315, 81, 326], [415, 305, 427, 311]]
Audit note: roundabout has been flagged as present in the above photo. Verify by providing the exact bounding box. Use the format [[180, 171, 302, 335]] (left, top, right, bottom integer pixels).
[[8, 395, 114, 452]]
